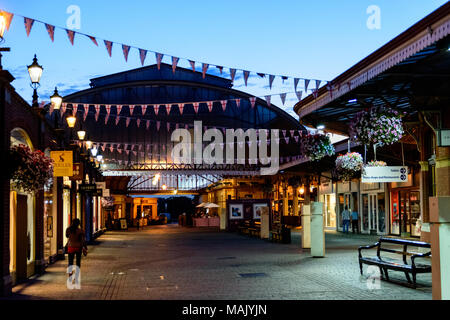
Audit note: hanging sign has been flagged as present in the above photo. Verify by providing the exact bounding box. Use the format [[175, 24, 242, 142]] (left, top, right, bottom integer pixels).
[[362, 166, 408, 183], [69, 163, 84, 181], [438, 129, 450, 147], [50, 151, 73, 177]]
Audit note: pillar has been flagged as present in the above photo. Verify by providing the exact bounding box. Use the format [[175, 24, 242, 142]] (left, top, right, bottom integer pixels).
[[282, 184, 289, 217], [311, 202, 325, 257], [293, 186, 299, 216], [56, 177, 64, 258], [301, 177, 312, 249]]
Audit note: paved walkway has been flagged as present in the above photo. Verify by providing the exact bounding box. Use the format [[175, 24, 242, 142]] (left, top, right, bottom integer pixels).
[[5, 225, 432, 300]]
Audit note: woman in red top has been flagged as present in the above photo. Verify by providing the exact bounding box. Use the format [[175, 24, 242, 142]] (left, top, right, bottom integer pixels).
[[66, 218, 87, 268]]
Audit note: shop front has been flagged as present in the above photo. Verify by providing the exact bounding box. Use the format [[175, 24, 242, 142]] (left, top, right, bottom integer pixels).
[[318, 175, 336, 230], [360, 182, 388, 235], [336, 180, 359, 232]]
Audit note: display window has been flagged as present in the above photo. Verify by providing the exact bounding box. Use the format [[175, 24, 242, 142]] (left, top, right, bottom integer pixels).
[[390, 189, 421, 237]]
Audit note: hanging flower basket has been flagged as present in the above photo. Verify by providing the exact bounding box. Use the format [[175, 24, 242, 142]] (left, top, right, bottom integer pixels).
[[366, 160, 387, 167], [335, 152, 363, 180], [300, 133, 335, 161], [9, 144, 53, 193], [349, 106, 405, 147]]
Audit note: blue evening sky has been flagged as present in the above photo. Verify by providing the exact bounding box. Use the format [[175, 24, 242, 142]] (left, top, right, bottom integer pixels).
[[1, 0, 447, 118]]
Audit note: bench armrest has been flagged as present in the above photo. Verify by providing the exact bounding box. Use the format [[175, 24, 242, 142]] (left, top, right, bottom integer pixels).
[[411, 251, 431, 268], [358, 242, 380, 258]]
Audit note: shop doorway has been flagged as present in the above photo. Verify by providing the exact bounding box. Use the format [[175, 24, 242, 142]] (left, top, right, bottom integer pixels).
[[362, 193, 385, 234], [391, 190, 421, 237], [323, 194, 336, 229]]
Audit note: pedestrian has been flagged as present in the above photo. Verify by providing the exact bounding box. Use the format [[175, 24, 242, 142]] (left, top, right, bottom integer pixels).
[[65, 218, 87, 271], [351, 210, 359, 234], [342, 206, 350, 233]]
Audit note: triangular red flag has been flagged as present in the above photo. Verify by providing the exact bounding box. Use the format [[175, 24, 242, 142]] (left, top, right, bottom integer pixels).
[[126, 117, 131, 128], [105, 114, 110, 125], [139, 49, 147, 66], [230, 69, 236, 82], [66, 29, 75, 45], [60, 103, 66, 118], [235, 99, 241, 108], [249, 97, 256, 108], [83, 104, 88, 121], [243, 71, 250, 86], [88, 35, 98, 46], [141, 105, 147, 115], [116, 105, 123, 115], [216, 66, 223, 74], [122, 45, 130, 62], [24, 18, 34, 37], [153, 105, 159, 115], [178, 103, 184, 115], [3, 12, 13, 31], [193, 102, 199, 114], [73, 104, 79, 116], [166, 104, 172, 114], [104, 40, 113, 57], [136, 119, 141, 128], [172, 57, 179, 73], [202, 63, 209, 79], [115, 116, 120, 126], [129, 105, 135, 116], [220, 100, 227, 112], [207, 101, 213, 112], [189, 60, 196, 72], [155, 52, 164, 70], [94, 105, 101, 121], [45, 24, 55, 42]]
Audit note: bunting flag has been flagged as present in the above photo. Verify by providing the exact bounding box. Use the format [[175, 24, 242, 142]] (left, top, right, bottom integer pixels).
[[157, 121, 161, 131], [101, 144, 106, 152], [94, 105, 101, 121], [73, 104, 79, 116], [66, 29, 75, 45], [178, 103, 185, 115], [116, 105, 123, 116], [136, 119, 141, 128], [189, 60, 196, 72], [105, 114, 110, 125], [3, 11, 13, 31], [83, 104, 88, 121], [172, 56, 179, 73], [105, 105, 111, 118], [294, 136, 299, 143], [45, 24, 55, 42], [220, 100, 227, 111], [126, 117, 131, 127], [202, 63, 209, 79], [165, 104, 172, 114], [129, 105, 135, 116], [282, 130, 287, 137], [153, 105, 159, 115], [138, 105, 146, 115], [155, 52, 164, 69], [235, 98, 241, 108], [88, 35, 98, 46], [104, 40, 113, 57], [146, 120, 150, 130], [110, 145, 114, 153], [24, 17, 34, 37], [269, 75, 275, 89], [243, 71, 250, 86], [312, 90, 319, 99], [265, 95, 271, 106], [316, 80, 321, 91], [249, 97, 256, 108], [125, 150, 129, 156], [296, 91, 303, 101], [207, 101, 213, 112], [230, 68, 236, 82], [290, 130, 295, 138], [294, 78, 300, 91], [193, 102, 199, 114], [304, 79, 310, 92], [122, 45, 130, 62], [139, 49, 147, 66], [60, 103, 66, 118], [217, 66, 223, 74], [280, 93, 287, 105], [115, 116, 120, 125]]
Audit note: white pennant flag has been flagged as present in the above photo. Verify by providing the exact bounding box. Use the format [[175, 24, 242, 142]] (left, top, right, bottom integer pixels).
[[230, 68, 236, 82], [153, 105, 159, 115], [136, 119, 141, 128], [94, 105, 100, 121], [235, 98, 241, 108], [220, 100, 227, 111], [207, 101, 213, 112], [280, 93, 287, 105], [116, 105, 123, 115], [178, 103, 185, 115], [141, 105, 147, 115], [129, 105, 135, 116], [249, 97, 256, 108], [61, 103, 67, 118], [243, 70, 250, 86]]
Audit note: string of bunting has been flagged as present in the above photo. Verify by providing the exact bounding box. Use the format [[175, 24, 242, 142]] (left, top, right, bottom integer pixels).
[[1, 10, 328, 95]]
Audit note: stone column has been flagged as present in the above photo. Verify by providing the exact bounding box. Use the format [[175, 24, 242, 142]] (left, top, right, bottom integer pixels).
[[293, 186, 299, 216], [302, 177, 312, 249], [282, 184, 289, 217]]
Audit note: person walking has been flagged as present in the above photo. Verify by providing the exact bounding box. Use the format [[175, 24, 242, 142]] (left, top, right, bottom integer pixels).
[[66, 218, 87, 270], [342, 206, 350, 233], [351, 210, 359, 234]]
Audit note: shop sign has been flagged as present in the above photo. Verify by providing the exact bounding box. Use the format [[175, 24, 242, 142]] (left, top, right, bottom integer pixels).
[[69, 163, 84, 181], [50, 151, 73, 177], [96, 182, 106, 190], [79, 183, 97, 192], [362, 166, 408, 183], [439, 129, 450, 147], [103, 189, 110, 197]]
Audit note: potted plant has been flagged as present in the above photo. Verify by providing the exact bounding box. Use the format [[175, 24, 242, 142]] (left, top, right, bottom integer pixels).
[[335, 152, 364, 180], [366, 160, 387, 167], [349, 106, 405, 147], [9, 144, 53, 193], [300, 133, 335, 161]]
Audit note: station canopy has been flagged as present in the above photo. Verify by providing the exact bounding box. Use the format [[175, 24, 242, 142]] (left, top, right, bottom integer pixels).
[[55, 63, 305, 193]]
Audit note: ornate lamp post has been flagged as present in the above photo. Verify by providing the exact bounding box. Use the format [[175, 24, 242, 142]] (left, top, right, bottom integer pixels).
[[27, 55, 43, 108]]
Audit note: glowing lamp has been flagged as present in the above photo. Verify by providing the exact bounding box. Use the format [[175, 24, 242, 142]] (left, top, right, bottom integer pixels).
[[66, 115, 76, 128], [77, 130, 86, 140], [27, 55, 43, 85], [50, 87, 62, 110]]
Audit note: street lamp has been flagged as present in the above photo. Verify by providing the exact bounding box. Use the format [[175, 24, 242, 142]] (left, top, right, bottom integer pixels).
[[27, 54, 43, 108], [50, 87, 62, 110], [91, 146, 98, 157], [85, 140, 93, 149], [66, 115, 77, 128], [0, 14, 6, 41], [77, 129, 86, 140]]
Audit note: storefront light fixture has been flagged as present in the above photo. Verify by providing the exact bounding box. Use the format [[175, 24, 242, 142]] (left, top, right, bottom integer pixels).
[[66, 115, 76, 128], [162, 184, 167, 190], [50, 87, 62, 110]]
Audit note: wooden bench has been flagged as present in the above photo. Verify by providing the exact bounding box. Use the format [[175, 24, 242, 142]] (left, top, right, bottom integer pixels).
[[238, 220, 260, 238], [358, 237, 431, 288]]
